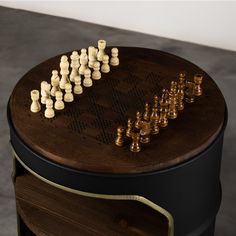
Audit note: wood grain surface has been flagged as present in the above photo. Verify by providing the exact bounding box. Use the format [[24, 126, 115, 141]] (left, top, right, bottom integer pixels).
[[9, 47, 226, 174], [15, 174, 168, 236]]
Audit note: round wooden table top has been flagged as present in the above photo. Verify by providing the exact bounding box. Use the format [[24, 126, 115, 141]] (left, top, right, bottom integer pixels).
[[9, 47, 226, 174]]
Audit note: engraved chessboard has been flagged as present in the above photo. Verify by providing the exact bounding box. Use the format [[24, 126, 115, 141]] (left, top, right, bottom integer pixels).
[[9, 47, 226, 174]]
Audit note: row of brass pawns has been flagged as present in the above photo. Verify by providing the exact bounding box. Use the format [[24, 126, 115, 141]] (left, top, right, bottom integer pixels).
[[115, 72, 203, 153]]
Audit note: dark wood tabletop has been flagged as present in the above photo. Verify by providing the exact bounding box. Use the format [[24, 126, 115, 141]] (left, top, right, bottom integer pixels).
[[9, 47, 226, 174]]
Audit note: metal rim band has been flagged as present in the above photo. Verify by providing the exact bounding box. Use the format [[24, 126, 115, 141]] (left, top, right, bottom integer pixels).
[[12, 147, 174, 236]]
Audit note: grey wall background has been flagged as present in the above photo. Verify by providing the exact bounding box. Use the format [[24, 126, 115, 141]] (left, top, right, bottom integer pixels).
[[1, 2, 236, 51], [0, 6, 235, 236]]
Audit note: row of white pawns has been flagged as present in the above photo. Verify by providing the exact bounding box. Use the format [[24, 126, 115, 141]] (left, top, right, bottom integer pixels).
[[30, 40, 119, 119]]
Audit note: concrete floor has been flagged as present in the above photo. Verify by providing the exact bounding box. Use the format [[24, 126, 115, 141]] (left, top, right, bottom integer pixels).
[[0, 6, 235, 236]]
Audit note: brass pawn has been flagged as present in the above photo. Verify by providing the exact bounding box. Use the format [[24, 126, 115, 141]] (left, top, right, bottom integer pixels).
[[135, 111, 142, 129], [164, 88, 169, 101], [185, 81, 195, 103], [143, 102, 150, 121], [140, 121, 151, 143], [168, 81, 178, 119], [130, 132, 141, 152], [153, 94, 158, 109], [126, 118, 133, 138], [194, 74, 203, 96], [115, 126, 125, 147], [150, 113, 159, 134], [159, 89, 169, 128]]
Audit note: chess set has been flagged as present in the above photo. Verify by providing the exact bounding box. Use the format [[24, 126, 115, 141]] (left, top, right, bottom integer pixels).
[[9, 45, 225, 174], [29, 39, 204, 154]]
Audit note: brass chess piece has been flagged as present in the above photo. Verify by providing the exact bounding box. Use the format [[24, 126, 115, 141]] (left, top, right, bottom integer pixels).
[[168, 81, 178, 119], [150, 95, 159, 134], [115, 126, 125, 147], [185, 81, 195, 103], [179, 71, 186, 86], [140, 121, 151, 143], [126, 118, 133, 138], [130, 132, 141, 152], [159, 89, 169, 128], [153, 94, 158, 108], [143, 102, 150, 121], [177, 72, 186, 111], [194, 74, 203, 96], [135, 111, 142, 129], [177, 83, 185, 111]]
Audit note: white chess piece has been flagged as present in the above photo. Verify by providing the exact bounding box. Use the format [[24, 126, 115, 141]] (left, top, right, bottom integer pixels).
[[59, 55, 70, 89], [80, 48, 88, 60], [74, 75, 83, 94], [101, 55, 110, 73], [92, 61, 101, 80], [41, 81, 51, 104], [79, 55, 88, 75], [64, 83, 74, 102], [97, 40, 106, 61], [83, 68, 93, 87], [51, 70, 60, 96], [70, 51, 80, 82], [30, 90, 41, 113], [110, 48, 119, 66], [88, 46, 97, 68], [41, 81, 47, 104], [55, 91, 65, 110], [44, 98, 55, 118]]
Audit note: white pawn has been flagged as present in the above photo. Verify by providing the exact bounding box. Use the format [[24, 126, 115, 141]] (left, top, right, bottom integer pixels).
[[30, 90, 41, 113], [92, 61, 101, 80], [110, 48, 119, 66], [79, 55, 88, 75], [41, 81, 51, 104], [70, 51, 80, 82], [59, 55, 70, 89], [101, 55, 110, 73], [55, 91, 65, 110], [51, 70, 60, 96], [74, 75, 83, 94], [83, 68, 93, 87], [64, 83, 74, 102], [88, 46, 97, 68], [44, 98, 55, 118], [97, 40, 106, 61], [80, 48, 88, 60]]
